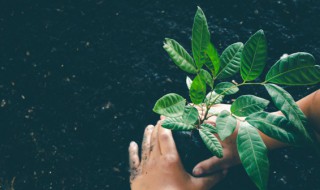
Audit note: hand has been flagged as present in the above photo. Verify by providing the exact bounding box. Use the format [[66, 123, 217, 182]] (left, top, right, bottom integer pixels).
[[193, 104, 241, 176], [193, 104, 287, 176], [129, 121, 227, 190]]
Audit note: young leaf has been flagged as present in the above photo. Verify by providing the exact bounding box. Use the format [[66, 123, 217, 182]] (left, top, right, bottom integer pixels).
[[192, 7, 211, 69], [201, 123, 217, 134], [205, 91, 224, 104], [199, 128, 223, 158], [264, 84, 311, 142], [241, 30, 267, 82], [186, 76, 192, 90], [216, 42, 243, 79], [216, 110, 237, 141], [162, 117, 195, 130], [205, 43, 220, 75], [190, 75, 206, 104], [231, 95, 269, 117], [246, 112, 304, 145], [237, 123, 269, 190], [163, 38, 197, 74], [265, 52, 320, 85], [214, 82, 239, 95], [182, 106, 199, 125], [153, 93, 186, 117], [199, 69, 213, 88]]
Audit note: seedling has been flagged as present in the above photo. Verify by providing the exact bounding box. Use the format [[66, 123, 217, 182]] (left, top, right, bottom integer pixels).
[[153, 7, 320, 190]]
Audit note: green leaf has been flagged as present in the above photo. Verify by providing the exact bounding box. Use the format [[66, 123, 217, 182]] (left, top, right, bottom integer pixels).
[[265, 52, 320, 85], [216, 110, 237, 141], [216, 42, 243, 79], [205, 43, 220, 75], [246, 112, 304, 145], [163, 38, 197, 74], [201, 123, 217, 134], [162, 117, 195, 130], [205, 91, 223, 104], [186, 76, 192, 90], [192, 7, 211, 69], [182, 106, 199, 125], [214, 82, 239, 95], [199, 128, 223, 158], [237, 123, 269, 190], [264, 84, 311, 142], [153, 93, 186, 117], [199, 69, 213, 88], [241, 30, 267, 81], [231, 95, 269, 117], [190, 75, 206, 104]]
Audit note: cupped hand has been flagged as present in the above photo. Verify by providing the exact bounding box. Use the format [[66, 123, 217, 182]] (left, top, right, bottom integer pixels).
[[129, 121, 227, 190], [192, 104, 241, 176], [193, 104, 287, 176]]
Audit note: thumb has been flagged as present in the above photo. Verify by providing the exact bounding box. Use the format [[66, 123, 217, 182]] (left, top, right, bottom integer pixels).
[[193, 157, 223, 176], [193, 170, 228, 190]]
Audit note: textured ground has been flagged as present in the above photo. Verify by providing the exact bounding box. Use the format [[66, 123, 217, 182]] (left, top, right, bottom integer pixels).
[[0, 0, 319, 189]]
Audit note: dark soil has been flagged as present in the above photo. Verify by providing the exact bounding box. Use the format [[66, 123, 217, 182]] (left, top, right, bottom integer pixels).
[[0, 0, 320, 189]]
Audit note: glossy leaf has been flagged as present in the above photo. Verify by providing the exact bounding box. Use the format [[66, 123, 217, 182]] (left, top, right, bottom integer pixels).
[[241, 30, 267, 81], [153, 93, 186, 117], [182, 106, 199, 125], [186, 76, 192, 90], [163, 38, 197, 74], [231, 95, 269, 117], [199, 128, 223, 158], [205, 91, 223, 105], [205, 43, 220, 75], [246, 112, 304, 145], [214, 82, 239, 95], [201, 123, 217, 134], [192, 7, 211, 69], [162, 117, 195, 130], [216, 42, 243, 79], [216, 110, 237, 141], [237, 123, 269, 190], [190, 75, 206, 104], [199, 69, 213, 88], [265, 52, 320, 85], [264, 84, 311, 142]]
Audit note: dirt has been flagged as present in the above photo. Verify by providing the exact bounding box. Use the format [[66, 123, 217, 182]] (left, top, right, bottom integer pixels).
[[0, 0, 319, 189]]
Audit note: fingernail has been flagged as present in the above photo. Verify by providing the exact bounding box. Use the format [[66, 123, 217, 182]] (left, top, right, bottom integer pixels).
[[130, 141, 136, 147], [193, 168, 203, 176]]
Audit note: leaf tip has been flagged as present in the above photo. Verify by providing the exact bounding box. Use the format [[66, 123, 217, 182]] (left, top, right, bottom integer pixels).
[[257, 29, 264, 34]]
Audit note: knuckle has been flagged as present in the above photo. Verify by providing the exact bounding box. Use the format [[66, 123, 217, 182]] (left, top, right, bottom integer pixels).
[[163, 154, 178, 164], [142, 143, 150, 150], [160, 133, 170, 141]]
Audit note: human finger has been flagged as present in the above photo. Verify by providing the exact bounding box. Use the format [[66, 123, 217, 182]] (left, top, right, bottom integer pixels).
[[141, 125, 154, 164], [129, 141, 140, 182], [160, 115, 166, 120], [192, 156, 224, 176], [150, 121, 161, 158], [193, 169, 228, 190], [158, 124, 178, 155]]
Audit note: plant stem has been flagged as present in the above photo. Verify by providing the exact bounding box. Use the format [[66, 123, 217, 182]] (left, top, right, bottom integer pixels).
[[201, 81, 265, 121]]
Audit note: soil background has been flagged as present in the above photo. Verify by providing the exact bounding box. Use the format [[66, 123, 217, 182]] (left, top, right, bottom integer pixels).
[[0, 0, 319, 189]]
